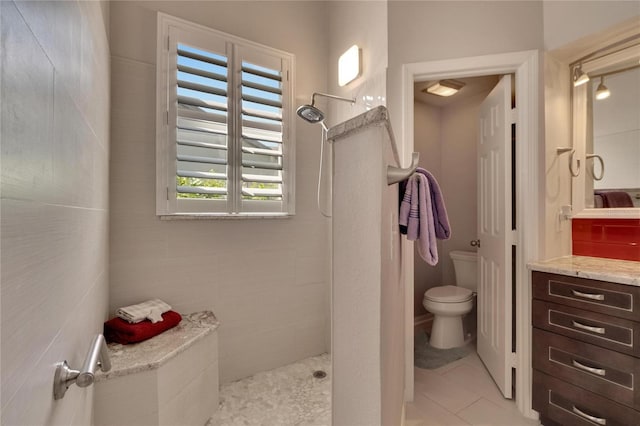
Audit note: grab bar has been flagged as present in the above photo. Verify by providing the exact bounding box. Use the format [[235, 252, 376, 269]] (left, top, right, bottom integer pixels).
[[387, 152, 420, 185], [54, 334, 111, 400]]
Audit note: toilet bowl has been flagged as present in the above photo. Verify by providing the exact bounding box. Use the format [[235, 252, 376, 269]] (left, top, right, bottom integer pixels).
[[423, 250, 477, 349]]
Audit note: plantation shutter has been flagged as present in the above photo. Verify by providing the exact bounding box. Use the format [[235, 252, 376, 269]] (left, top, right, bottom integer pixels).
[[159, 17, 294, 216], [236, 45, 290, 213]]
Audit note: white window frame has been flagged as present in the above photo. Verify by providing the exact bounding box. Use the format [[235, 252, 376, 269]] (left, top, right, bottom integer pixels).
[[156, 13, 295, 218]]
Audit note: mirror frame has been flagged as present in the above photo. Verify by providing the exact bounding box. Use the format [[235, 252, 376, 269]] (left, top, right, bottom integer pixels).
[[571, 43, 640, 219]]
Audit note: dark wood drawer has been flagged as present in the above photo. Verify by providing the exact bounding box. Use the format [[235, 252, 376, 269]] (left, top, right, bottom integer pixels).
[[532, 328, 640, 409], [532, 272, 640, 321], [533, 299, 640, 356], [533, 371, 640, 426]]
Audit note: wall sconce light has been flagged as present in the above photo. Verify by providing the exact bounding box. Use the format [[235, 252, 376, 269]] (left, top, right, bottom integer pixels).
[[573, 64, 590, 87], [595, 76, 611, 100], [338, 45, 361, 87], [423, 79, 465, 97]]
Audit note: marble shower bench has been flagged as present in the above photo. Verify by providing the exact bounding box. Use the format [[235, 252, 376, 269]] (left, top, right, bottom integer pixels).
[[94, 311, 220, 426]]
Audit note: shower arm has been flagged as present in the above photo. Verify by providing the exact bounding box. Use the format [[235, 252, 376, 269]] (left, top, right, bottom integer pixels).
[[311, 92, 355, 107]]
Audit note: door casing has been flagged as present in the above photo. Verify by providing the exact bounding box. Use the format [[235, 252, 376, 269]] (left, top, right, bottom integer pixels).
[[400, 50, 541, 419]]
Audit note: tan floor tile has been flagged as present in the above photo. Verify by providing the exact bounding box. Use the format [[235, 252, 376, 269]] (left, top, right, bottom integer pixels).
[[441, 363, 515, 411], [408, 393, 471, 426], [456, 398, 539, 426], [414, 367, 481, 413]]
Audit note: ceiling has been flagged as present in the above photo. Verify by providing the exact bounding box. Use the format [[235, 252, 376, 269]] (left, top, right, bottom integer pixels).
[[414, 75, 500, 107]]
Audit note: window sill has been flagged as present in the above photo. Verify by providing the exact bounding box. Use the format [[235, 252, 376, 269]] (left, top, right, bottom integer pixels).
[[158, 213, 293, 220]]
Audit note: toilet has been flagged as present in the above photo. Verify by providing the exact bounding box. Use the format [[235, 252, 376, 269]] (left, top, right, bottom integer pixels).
[[423, 250, 477, 349]]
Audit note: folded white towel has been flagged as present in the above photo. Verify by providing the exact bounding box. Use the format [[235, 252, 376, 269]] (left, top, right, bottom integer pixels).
[[116, 299, 172, 324]]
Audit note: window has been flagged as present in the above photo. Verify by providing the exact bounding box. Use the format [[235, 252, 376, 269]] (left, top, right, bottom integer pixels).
[[156, 14, 295, 217]]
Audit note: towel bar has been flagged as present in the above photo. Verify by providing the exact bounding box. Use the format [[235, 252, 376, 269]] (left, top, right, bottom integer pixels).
[[54, 334, 111, 400], [387, 152, 420, 185]]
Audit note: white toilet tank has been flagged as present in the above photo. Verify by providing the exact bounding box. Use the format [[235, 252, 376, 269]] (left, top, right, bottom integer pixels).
[[450, 250, 477, 291]]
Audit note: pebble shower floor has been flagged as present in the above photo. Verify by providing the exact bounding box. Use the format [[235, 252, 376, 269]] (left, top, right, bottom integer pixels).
[[207, 354, 331, 426]]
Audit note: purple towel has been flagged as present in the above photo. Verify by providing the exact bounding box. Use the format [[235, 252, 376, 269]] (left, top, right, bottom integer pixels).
[[399, 174, 438, 265], [595, 191, 633, 208], [415, 167, 451, 240], [399, 168, 452, 265]]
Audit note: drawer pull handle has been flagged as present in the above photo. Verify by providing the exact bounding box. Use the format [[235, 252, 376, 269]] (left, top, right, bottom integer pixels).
[[572, 320, 605, 335], [571, 289, 605, 301], [572, 359, 606, 376], [572, 406, 607, 425]]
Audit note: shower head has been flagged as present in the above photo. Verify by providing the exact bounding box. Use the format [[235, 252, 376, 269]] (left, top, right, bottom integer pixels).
[[295, 92, 355, 129], [296, 104, 325, 124]]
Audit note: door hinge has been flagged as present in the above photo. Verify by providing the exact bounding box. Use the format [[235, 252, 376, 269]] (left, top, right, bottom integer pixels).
[[511, 230, 518, 245], [167, 35, 170, 51], [166, 111, 169, 125], [166, 187, 169, 200], [510, 108, 517, 124], [510, 352, 518, 368]]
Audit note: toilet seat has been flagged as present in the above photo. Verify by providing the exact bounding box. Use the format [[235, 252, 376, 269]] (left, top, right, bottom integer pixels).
[[424, 285, 472, 303]]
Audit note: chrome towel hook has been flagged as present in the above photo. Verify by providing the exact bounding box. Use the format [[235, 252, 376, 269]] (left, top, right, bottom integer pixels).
[[387, 152, 420, 185], [54, 334, 111, 400]]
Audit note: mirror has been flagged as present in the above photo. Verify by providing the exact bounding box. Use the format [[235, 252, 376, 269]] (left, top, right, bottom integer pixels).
[[571, 40, 640, 218]]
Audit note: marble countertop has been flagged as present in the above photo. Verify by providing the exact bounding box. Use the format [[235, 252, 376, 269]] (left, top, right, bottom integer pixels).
[[96, 311, 220, 382], [528, 255, 640, 286], [327, 105, 401, 166]]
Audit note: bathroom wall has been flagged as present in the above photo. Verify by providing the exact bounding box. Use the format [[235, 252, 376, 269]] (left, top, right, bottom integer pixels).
[[109, 1, 331, 384], [387, 1, 547, 259], [543, 8, 640, 262], [542, 53, 573, 259], [326, 0, 388, 125], [387, 1, 544, 150], [1, 1, 110, 424], [542, 0, 640, 52]]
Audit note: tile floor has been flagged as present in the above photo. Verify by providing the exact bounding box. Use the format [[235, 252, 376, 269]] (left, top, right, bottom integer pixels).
[[207, 349, 539, 426], [406, 350, 540, 426]]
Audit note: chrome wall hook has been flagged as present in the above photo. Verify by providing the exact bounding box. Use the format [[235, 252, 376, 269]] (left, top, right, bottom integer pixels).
[[387, 152, 420, 185]]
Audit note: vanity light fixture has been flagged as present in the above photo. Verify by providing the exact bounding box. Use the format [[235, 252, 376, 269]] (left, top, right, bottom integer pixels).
[[595, 76, 611, 100], [573, 64, 590, 87], [338, 45, 361, 87], [424, 79, 465, 97]]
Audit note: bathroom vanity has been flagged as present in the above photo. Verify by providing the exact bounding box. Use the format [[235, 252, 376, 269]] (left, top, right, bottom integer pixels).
[[529, 256, 640, 426]]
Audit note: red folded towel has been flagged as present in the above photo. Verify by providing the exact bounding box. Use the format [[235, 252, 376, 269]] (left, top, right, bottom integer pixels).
[[104, 310, 182, 344]]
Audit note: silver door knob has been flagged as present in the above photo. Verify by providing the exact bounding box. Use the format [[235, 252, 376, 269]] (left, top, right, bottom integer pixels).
[[470, 239, 480, 248]]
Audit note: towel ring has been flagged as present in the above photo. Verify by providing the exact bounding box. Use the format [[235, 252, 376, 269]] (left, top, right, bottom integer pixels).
[[586, 153, 604, 181]]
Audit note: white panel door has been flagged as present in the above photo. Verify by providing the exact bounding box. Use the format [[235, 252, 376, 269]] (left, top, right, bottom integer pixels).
[[477, 75, 513, 399]]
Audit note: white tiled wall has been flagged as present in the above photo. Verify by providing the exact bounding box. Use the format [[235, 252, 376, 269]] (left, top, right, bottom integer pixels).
[[108, 1, 331, 384], [331, 117, 404, 426], [0, 1, 110, 424]]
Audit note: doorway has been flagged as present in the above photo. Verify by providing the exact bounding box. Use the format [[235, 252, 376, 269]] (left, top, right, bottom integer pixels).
[[400, 50, 540, 419]]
